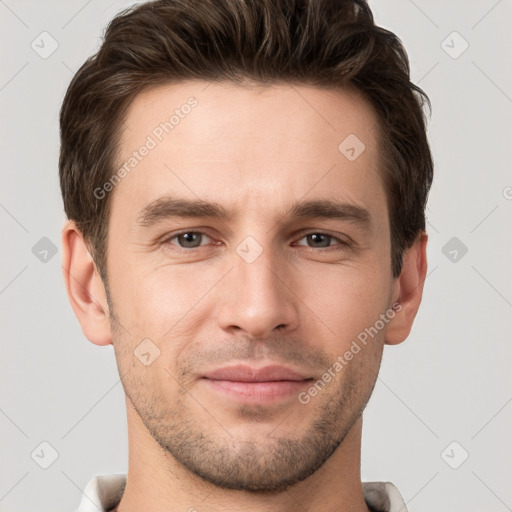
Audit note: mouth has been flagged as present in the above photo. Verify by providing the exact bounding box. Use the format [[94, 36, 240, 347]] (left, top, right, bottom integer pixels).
[[200, 364, 314, 403]]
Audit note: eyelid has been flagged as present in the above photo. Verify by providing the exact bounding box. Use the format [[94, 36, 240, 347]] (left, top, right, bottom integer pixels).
[[162, 229, 351, 251], [293, 230, 351, 248], [163, 230, 214, 248]]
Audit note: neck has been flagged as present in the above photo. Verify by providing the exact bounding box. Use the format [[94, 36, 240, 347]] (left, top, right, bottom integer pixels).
[[114, 399, 370, 512]]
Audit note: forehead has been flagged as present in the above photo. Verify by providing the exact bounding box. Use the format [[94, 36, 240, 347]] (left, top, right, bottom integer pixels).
[[111, 80, 385, 225], [120, 79, 378, 156]]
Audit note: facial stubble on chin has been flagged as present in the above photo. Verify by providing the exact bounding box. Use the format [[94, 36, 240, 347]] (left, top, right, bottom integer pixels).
[[106, 288, 382, 493], [120, 347, 378, 491]]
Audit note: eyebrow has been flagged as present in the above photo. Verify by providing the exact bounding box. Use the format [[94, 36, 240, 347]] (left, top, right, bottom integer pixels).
[[137, 195, 372, 229]]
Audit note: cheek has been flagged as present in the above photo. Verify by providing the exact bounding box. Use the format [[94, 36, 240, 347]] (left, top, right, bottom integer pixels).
[[110, 262, 220, 342], [300, 261, 392, 344], [109, 234, 392, 351]]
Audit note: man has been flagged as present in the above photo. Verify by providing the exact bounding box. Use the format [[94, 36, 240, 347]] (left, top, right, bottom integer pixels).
[[59, 0, 433, 510]]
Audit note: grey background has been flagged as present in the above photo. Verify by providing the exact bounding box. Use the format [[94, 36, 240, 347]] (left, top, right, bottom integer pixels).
[[1, 0, 511, 511]]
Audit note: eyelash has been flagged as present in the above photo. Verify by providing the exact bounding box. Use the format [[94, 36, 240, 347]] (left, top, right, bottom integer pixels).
[[163, 230, 351, 252]]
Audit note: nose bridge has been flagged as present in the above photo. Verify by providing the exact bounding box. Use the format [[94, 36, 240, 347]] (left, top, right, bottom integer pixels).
[[216, 237, 299, 338], [238, 242, 282, 306]]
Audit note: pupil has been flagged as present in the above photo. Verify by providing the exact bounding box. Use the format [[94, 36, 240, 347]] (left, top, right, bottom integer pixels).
[[180, 233, 200, 247], [309, 234, 330, 247]]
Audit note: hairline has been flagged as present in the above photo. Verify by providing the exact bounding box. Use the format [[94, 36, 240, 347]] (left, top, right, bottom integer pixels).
[[93, 78, 396, 286]]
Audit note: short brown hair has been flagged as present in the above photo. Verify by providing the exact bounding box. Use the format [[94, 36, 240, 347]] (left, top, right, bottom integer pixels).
[[59, 0, 433, 281]]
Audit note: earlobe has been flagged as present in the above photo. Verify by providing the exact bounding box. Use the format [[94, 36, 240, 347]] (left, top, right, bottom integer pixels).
[[61, 220, 113, 346], [385, 232, 428, 345]]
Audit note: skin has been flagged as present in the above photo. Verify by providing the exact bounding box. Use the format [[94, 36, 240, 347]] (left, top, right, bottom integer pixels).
[[62, 80, 428, 512]]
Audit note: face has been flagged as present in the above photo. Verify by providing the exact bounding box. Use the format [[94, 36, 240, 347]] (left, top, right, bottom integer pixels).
[[105, 80, 397, 491]]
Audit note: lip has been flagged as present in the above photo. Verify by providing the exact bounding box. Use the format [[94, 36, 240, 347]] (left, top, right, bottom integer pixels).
[[202, 364, 310, 382], [201, 364, 313, 404]]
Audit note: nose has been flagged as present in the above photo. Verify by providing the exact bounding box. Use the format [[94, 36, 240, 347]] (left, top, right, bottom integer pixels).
[[216, 244, 300, 339]]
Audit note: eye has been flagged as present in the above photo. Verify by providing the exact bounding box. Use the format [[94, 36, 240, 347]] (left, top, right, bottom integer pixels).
[[166, 231, 212, 249], [295, 232, 348, 249]]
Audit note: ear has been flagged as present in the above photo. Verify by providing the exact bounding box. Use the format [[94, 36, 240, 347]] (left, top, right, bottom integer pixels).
[[385, 231, 428, 345], [61, 220, 112, 346]]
